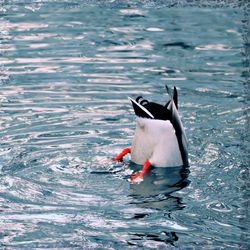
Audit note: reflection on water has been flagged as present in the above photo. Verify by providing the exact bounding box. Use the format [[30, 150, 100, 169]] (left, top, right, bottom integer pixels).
[[129, 165, 190, 211], [124, 165, 190, 246], [0, 1, 249, 249]]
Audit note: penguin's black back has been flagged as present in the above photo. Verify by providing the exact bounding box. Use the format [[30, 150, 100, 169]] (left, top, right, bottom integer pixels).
[[131, 97, 172, 120]]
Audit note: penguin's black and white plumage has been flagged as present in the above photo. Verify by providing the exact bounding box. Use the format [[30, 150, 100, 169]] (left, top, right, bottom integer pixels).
[[113, 86, 188, 183]]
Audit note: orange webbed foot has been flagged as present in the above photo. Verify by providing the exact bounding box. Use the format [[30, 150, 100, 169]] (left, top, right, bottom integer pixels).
[[129, 160, 151, 184], [112, 147, 131, 162], [130, 171, 144, 183]]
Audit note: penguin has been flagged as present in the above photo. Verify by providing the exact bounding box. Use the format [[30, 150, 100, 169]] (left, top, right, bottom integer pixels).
[[113, 86, 188, 183]]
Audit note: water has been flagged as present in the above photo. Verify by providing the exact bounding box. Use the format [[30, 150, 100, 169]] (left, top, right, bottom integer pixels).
[[0, 1, 249, 249]]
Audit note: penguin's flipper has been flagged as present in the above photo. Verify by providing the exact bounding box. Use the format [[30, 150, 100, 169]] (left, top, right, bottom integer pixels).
[[173, 86, 178, 109], [169, 99, 188, 166], [165, 85, 178, 110]]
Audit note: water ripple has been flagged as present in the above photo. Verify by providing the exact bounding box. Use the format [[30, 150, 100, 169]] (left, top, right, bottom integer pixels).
[[0, 4, 248, 249]]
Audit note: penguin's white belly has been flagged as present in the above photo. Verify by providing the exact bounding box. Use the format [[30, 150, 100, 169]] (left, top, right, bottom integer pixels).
[[131, 118, 183, 167]]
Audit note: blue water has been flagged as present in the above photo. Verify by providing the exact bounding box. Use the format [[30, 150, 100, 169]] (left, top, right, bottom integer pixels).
[[0, 1, 249, 249]]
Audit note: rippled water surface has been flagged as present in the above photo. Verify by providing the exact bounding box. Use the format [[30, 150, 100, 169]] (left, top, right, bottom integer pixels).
[[0, 1, 249, 249]]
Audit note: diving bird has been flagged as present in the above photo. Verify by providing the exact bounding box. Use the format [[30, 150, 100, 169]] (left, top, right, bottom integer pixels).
[[113, 86, 188, 183]]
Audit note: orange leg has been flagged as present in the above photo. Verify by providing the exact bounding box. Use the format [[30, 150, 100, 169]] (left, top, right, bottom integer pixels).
[[130, 160, 151, 183], [113, 147, 131, 162]]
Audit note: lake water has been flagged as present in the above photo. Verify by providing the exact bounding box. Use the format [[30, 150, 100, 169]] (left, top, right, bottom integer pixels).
[[0, 1, 249, 249]]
